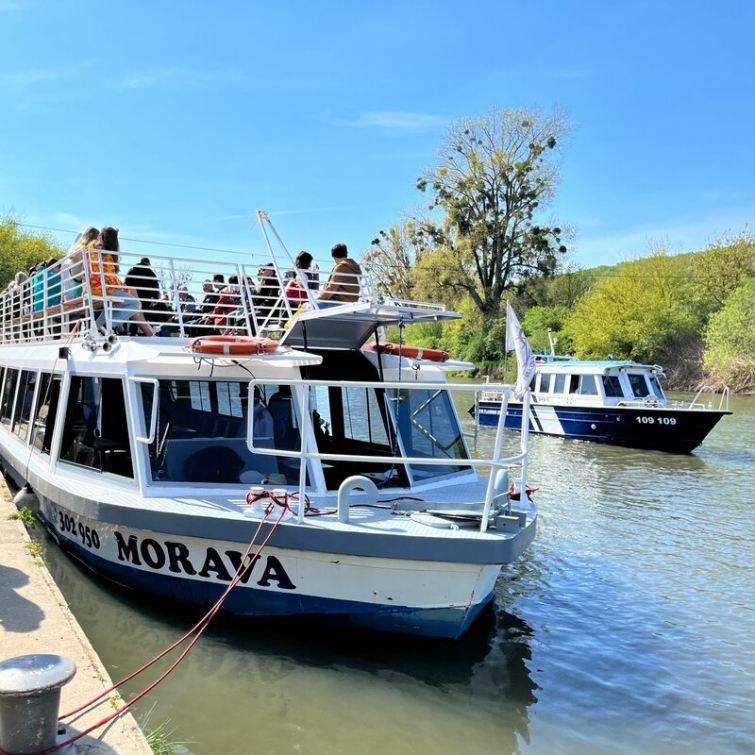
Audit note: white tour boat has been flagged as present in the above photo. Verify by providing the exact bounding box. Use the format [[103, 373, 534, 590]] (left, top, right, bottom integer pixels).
[[0, 212, 537, 639]]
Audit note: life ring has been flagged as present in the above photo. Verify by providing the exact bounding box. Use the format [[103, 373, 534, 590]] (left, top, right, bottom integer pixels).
[[189, 335, 278, 356], [376, 342, 450, 362]]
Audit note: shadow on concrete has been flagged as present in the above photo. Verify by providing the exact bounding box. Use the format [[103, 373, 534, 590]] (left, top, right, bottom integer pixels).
[[0, 564, 45, 633]]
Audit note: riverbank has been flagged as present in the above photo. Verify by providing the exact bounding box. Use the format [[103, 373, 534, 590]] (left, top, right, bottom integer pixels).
[[0, 480, 151, 755]]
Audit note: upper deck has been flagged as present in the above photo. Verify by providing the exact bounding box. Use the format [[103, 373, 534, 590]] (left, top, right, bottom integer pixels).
[[0, 212, 461, 350]]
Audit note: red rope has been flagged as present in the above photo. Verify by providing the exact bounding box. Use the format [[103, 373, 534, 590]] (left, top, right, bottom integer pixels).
[[35, 499, 290, 755]]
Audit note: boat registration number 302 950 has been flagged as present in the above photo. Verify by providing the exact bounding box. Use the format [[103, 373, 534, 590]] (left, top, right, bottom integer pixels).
[[54, 507, 101, 549], [635, 416, 677, 425]]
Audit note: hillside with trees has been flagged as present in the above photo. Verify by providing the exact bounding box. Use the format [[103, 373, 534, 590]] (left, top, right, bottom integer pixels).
[[364, 107, 755, 392]]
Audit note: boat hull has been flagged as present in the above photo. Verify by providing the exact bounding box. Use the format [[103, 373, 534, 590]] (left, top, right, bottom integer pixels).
[[28, 486, 524, 640], [472, 401, 730, 453]]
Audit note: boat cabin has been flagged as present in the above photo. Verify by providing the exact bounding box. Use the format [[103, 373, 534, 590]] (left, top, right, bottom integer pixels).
[[531, 359, 667, 407]]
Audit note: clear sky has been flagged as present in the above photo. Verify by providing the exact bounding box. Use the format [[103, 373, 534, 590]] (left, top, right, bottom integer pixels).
[[1, 0, 753, 271]]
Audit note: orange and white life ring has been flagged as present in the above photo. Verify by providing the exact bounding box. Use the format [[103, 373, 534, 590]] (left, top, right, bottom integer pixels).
[[189, 335, 278, 356], [375, 342, 450, 362]]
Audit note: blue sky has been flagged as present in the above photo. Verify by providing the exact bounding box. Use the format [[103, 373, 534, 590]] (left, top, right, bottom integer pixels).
[[1, 0, 754, 272]]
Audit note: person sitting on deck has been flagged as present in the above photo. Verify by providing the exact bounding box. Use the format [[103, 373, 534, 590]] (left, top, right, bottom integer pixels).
[[124, 257, 161, 312], [62, 226, 98, 303], [285, 250, 319, 304], [255, 262, 283, 325], [85, 226, 157, 336], [211, 275, 241, 332], [317, 243, 362, 303]]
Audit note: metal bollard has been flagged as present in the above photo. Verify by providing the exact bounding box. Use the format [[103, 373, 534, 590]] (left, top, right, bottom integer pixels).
[[0, 655, 76, 755]]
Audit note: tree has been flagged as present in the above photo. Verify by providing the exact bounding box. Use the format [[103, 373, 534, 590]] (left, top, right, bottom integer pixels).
[[363, 219, 429, 300], [0, 214, 65, 289], [567, 249, 700, 362], [521, 305, 573, 355], [703, 276, 755, 391], [692, 225, 755, 311], [416, 107, 573, 322]]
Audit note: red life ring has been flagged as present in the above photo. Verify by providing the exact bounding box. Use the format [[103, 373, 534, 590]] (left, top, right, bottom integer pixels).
[[375, 342, 450, 362], [189, 335, 278, 356]]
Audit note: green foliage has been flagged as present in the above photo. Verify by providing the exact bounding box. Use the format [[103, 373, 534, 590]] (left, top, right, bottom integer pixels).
[[567, 250, 700, 362], [415, 107, 573, 321], [703, 277, 755, 391], [0, 214, 65, 289], [522, 305, 572, 354], [146, 720, 184, 755], [526, 263, 603, 309], [25, 541, 42, 558], [8, 506, 36, 528], [363, 219, 430, 300], [693, 226, 755, 312]]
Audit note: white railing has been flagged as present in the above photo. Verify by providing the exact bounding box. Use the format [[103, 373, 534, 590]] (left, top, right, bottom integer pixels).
[[686, 385, 730, 412], [0, 247, 378, 344], [246, 378, 531, 533]]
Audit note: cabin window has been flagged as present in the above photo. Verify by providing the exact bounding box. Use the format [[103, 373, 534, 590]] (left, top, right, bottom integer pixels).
[[649, 376, 664, 400], [140, 380, 303, 486], [12, 370, 37, 441], [342, 387, 390, 446], [31, 373, 62, 455], [569, 375, 598, 395], [0, 368, 19, 428], [602, 375, 624, 398], [553, 374, 567, 394], [59, 376, 134, 478], [538, 374, 552, 393], [392, 388, 469, 481], [307, 382, 412, 489], [628, 374, 649, 398]]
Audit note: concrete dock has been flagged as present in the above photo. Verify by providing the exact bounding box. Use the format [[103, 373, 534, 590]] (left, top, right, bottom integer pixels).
[[0, 484, 152, 755]]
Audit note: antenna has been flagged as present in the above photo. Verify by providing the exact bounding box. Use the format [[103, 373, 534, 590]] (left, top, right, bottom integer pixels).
[[546, 328, 558, 357]]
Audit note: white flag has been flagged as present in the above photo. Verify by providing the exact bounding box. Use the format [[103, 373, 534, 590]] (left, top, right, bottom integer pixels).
[[506, 301, 536, 397]]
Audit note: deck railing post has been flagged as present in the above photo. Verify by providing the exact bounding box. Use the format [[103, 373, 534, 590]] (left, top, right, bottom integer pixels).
[[235, 263, 254, 336], [519, 390, 531, 498], [480, 387, 510, 532], [296, 384, 310, 523]]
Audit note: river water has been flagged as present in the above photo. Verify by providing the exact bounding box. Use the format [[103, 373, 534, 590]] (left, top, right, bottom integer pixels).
[[33, 391, 755, 754]]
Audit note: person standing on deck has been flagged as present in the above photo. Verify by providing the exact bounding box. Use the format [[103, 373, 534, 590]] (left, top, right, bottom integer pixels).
[[317, 243, 361, 303]]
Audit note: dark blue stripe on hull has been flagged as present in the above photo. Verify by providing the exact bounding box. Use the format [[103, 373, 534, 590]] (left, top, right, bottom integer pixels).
[[471, 402, 729, 453], [50, 524, 488, 640]]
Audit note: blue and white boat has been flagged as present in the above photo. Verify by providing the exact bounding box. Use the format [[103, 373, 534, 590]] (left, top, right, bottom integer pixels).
[[471, 338, 730, 454], [0, 212, 537, 639]]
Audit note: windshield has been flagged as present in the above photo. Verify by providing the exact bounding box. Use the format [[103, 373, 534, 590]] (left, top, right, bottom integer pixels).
[[391, 388, 470, 481]]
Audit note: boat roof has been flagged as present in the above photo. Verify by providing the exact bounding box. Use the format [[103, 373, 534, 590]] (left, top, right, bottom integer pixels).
[[537, 358, 661, 374]]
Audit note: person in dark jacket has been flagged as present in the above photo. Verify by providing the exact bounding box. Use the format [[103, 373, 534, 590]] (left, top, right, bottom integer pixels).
[[124, 257, 161, 311]]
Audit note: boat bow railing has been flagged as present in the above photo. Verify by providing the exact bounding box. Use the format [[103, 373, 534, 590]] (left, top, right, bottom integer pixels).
[[685, 385, 730, 412], [246, 378, 532, 533]]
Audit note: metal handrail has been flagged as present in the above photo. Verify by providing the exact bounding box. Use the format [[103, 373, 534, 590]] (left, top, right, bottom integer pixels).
[[246, 378, 531, 532], [688, 385, 730, 412]]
